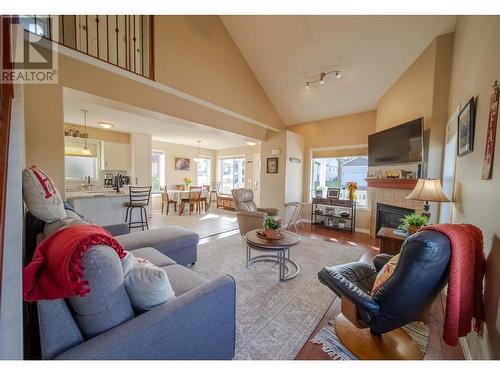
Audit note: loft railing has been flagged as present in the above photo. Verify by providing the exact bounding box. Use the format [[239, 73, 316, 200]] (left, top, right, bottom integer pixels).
[[19, 15, 154, 79]]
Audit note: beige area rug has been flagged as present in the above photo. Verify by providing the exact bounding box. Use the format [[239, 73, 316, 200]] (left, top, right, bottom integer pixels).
[[148, 208, 238, 238], [193, 234, 364, 360]]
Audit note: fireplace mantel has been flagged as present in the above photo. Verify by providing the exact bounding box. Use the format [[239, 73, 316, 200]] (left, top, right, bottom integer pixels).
[[365, 178, 418, 190]]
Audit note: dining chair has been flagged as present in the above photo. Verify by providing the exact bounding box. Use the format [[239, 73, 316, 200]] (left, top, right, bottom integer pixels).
[[174, 184, 186, 191], [181, 186, 203, 215], [161, 186, 177, 215], [124, 186, 152, 231], [202, 185, 211, 212]]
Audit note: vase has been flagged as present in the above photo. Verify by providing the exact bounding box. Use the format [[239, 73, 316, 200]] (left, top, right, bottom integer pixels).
[[348, 189, 356, 201], [265, 228, 281, 239]]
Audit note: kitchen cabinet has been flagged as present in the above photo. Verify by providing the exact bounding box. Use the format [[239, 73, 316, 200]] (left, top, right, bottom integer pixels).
[[101, 141, 130, 171]]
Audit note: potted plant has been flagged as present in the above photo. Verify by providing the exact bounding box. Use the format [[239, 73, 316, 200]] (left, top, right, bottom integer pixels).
[[399, 213, 429, 235], [263, 216, 281, 239], [183, 177, 193, 189], [346, 181, 358, 201], [314, 186, 324, 198]]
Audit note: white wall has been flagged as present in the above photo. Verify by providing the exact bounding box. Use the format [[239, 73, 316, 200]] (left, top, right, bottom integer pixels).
[[0, 84, 25, 359]]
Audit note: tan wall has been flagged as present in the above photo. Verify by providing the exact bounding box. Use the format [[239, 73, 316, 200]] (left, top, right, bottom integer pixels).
[[64, 123, 130, 144], [289, 111, 376, 232], [376, 33, 454, 181], [154, 16, 284, 130], [24, 83, 65, 197], [215, 145, 261, 191], [447, 16, 500, 359]]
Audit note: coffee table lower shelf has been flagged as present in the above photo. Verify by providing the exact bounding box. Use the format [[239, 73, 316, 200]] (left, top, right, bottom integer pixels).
[[245, 245, 300, 281]]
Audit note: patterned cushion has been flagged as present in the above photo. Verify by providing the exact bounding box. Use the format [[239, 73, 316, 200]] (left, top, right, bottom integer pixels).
[[372, 254, 400, 294], [22, 166, 66, 223]]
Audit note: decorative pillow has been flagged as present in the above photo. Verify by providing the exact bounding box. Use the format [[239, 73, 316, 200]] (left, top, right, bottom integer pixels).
[[122, 252, 175, 312], [372, 254, 400, 295], [22, 166, 66, 223], [43, 209, 88, 238]]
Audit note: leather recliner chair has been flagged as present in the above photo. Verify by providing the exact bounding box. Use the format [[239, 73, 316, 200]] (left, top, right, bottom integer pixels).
[[231, 188, 279, 235], [318, 230, 451, 359]]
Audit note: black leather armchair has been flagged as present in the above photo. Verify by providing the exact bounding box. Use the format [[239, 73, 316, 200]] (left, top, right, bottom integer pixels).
[[318, 230, 452, 359]]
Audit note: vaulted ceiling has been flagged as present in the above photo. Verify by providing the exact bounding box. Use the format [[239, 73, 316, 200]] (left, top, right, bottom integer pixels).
[[221, 16, 456, 125]]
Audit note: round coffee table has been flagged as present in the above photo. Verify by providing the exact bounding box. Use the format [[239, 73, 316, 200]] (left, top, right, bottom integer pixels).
[[244, 229, 301, 281]]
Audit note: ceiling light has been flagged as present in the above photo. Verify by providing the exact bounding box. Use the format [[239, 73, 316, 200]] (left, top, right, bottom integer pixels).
[[305, 69, 342, 89], [98, 122, 114, 129], [246, 141, 257, 146], [80, 109, 92, 156], [193, 140, 202, 163]]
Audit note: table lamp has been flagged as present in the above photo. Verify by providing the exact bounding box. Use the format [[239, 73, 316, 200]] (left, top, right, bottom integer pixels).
[[406, 178, 450, 219]]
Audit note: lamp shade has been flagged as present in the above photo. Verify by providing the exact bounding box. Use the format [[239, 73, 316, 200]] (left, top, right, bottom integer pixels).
[[406, 178, 450, 202]]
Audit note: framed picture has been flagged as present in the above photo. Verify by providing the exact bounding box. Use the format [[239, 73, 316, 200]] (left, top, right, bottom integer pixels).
[[266, 157, 278, 174], [174, 157, 190, 171], [458, 97, 476, 157], [326, 187, 341, 199]]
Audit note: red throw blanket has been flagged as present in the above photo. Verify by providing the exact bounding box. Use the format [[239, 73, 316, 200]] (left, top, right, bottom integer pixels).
[[23, 224, 126, 301], [424, 224, 486, 346]]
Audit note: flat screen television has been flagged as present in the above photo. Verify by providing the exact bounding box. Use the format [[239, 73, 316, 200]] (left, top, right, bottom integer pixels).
[[368, 118, 423, 167]]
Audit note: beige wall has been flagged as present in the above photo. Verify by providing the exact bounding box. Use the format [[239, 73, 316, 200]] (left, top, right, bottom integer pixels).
[[289, 111, 376, 232], [64, 123, 130, 144], [215, 145, 261, 191], [24, 83, 65, 196], [447, 16, 500, 359], [376, 33, 454, 181], [154, 16, 284, 130]]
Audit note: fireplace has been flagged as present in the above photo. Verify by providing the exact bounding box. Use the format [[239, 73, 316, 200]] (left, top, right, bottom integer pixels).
[[376, 203, 415, 234]]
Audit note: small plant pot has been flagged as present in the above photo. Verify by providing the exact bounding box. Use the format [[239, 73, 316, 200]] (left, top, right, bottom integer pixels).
[[338, 223, 345, 229], [407, 225, 421, 235], [265, 228, 281, 239], [315, 191, 323, 198]]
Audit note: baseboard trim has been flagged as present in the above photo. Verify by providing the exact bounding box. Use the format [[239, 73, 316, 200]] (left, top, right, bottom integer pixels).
[[459, 337, 472, 360], [355, 227, 370, 234]]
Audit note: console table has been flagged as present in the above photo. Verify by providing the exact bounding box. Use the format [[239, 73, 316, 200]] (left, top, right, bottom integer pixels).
[[311, 197, 356, 234]]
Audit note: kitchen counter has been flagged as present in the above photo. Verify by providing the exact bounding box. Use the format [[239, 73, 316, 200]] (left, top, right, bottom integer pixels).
[[65, 188, 133, 226]]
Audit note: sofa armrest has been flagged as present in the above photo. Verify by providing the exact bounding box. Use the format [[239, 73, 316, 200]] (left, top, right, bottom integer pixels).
[[102, 223, 130, 236], [373, 254, 393, 273], [257, 208, 279, 216], [318, 262, 380, 324], [56, 275, 236, 360]]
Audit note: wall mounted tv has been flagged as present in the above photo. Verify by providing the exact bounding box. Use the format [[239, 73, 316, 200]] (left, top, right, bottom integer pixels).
[[368, 118, 423, 167]]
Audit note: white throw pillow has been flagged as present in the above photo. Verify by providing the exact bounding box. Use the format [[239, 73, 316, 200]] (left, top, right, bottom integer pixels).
[[121, 252, 175, 312], [22, 166, 66, 223]]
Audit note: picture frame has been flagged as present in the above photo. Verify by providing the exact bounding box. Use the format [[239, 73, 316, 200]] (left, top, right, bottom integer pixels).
[[266, 157, 278, 174], [458, 97, 476, 157], [174, 157, 191, 171], [326, 187, 341, 199]]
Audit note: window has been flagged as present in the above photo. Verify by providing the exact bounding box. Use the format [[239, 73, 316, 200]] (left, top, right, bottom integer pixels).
[[220, 157, 245, 194], [311, 156, 368, 207], [197, 158, 211, 186], [65, 155, 98, 181], [151, 151, 165, 193]]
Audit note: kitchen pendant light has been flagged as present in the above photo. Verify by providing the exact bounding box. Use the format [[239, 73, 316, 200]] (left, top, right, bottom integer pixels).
[[193, 140, 202, 163], [80, 109, 92, 156]]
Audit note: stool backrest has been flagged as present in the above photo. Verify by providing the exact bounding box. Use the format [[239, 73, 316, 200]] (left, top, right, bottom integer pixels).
[[129, 186, 152, 206]]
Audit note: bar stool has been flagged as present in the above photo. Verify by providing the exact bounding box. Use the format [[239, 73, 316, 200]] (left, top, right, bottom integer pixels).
[[210, 181, 221, 204], [124, 186, 152, 231]]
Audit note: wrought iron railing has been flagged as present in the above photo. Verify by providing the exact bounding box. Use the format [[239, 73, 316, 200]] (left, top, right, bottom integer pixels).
[[19, 15, 154, 79]]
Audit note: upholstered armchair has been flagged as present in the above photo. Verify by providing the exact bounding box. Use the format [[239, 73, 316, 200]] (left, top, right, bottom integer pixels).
[[318, 230, 451, 359], [231, 188, 279, 235]]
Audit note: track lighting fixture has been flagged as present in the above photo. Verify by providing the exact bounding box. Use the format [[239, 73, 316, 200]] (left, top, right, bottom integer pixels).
[[305, 69, 342, 89]]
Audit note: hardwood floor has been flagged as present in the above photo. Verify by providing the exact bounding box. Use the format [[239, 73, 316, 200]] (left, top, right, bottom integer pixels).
[[293, 225, 464, 360]]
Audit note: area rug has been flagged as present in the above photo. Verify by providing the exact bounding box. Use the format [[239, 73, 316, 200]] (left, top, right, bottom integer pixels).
[[193, 234, 364, 360], [311, 319, 430, 360]]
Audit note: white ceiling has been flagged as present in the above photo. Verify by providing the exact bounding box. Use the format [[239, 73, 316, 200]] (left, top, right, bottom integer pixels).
[[63, 88, 256, 150], [221, 16, 457, 125]]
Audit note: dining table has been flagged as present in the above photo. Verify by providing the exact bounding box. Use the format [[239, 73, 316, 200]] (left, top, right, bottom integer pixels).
[[166, 189, 209, 215]]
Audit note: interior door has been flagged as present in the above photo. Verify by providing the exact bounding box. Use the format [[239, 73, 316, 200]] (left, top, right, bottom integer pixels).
[[253, 154, 261, 206], [439, 106, 459, 224]]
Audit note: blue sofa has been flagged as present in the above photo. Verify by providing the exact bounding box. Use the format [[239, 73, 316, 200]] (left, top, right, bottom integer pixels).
[[35, 222, 236, 360]]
